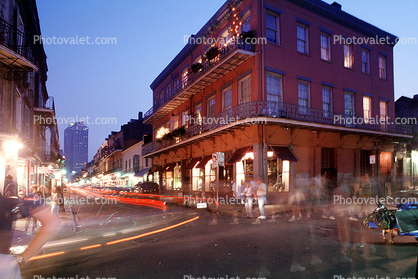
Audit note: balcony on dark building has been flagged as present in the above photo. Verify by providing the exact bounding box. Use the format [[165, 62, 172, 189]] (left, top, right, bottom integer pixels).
[[143, 100, 413, 155], [34, 97, 56, 127], [0, 18, 39, 70], [144, 40, 255, 124]]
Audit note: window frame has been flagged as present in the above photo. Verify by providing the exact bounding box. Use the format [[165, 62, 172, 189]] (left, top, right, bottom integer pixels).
[[266, 10, 280, 44], [379, 55, 387, 79], [298, 81, 310, 114], [266, 72, 282, 103], [222, 86, 232, 111], [363, 96, 372, 124], [238, 74, 251, 104], [207, 95, 216, 117], [344, 43, 353, 69], [320, 33, 330, 61], [297, 24, 309, 54], [361, 48, 370, 74], [322, 86, 332, 117]]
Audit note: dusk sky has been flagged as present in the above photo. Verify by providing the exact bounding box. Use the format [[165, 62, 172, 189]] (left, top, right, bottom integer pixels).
[[35, 0, 418, 161]]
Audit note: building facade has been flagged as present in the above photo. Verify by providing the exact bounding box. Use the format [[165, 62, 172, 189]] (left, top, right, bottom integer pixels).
[[395, 95, 418, 188], [88, 112, 152, 187], [0, 0, 60, 195], [143, 0, 412, 197], [64, 122, 88, 174]]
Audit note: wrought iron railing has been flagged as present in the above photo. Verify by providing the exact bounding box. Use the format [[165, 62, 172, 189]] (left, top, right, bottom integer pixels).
[[144, 41, 255, 119], [143, 101, 413, 155], [0, 18, 38, 65]]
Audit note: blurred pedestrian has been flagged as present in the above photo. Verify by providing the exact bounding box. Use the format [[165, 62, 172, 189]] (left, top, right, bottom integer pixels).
[[288, 184, 305, 222], [255, 179, 267, 219], [0, 178, 63, 278], [51, 186, 60, 216], [244, 180, 256, 218]]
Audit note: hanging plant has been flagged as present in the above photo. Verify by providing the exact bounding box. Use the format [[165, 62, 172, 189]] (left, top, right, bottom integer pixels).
[[191, 62, 203, 73], [206, 47, 219, 61]]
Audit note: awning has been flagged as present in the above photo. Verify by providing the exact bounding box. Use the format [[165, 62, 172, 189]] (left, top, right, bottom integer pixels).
[[163, 163, 176, 172], [195, 155, 212, 168], [185, 158, 200, 169], [226, 146, 252, 164], [134, 167, 151, 177], [269, 146, 299, 162]]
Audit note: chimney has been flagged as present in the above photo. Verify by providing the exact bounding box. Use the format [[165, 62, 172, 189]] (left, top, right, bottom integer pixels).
[[413, 94, 418, 100], [138, 111, 143, 120], [331, 2, 342, 10]]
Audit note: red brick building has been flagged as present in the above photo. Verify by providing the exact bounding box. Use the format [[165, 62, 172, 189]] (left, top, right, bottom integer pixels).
[[143, 0, 412, 197]]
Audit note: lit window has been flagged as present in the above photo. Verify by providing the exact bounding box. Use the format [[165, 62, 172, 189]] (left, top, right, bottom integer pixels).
[[297, 25, 308, 54], [344, 43, 353, 68], [363, 96, 371, 123], [181, 110, 189, 128], [379, 56, 386, 79], [380, 101, 387, 131], [182, 68, 188, 88], [320, 33, 330, 61]]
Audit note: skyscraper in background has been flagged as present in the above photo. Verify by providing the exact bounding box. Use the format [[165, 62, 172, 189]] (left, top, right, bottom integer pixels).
[[64, 122, 88, 174]]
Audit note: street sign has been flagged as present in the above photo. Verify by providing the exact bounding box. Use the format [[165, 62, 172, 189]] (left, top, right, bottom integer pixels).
[[212, 152, 224, 168], [370, 155, 376, 164]]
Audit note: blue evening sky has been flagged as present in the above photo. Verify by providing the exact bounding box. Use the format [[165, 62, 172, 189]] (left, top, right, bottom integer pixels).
[[36, 0, 418, 161]]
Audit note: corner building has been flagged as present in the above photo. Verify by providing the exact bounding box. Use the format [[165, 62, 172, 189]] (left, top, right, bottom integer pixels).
[[143, 0, 412, 197]]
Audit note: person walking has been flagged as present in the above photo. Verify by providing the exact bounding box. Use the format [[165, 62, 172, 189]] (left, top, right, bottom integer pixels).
[[243, 180, 256, 218], [252, 178, 267, 224]]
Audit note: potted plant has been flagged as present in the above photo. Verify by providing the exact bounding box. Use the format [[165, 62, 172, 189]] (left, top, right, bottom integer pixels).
[[240, 30, 254, 42], [206, 47, 219, 61], [162, 132, 174, 142], [191, 62, 203, 73], [172, 126, 186, 137]]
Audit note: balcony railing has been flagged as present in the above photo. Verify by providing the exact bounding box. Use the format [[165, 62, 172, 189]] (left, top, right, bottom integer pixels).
[[143, 101, 413, 155], [144, 40, 255, 120], [0, 18, 38, 66]]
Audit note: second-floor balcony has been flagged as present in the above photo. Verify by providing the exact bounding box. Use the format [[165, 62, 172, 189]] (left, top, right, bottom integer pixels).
[[144, 40, 255, 124], [34, 97, 56, 127], [0, 18, 39, 70], [143, 100, 413, 155]]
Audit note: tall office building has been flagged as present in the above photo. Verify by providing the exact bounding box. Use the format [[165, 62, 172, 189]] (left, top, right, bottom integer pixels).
[[64, 122, 89, 174]]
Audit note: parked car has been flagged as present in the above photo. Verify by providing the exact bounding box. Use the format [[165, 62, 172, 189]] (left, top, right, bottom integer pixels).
[[134, 182, 159, 194]]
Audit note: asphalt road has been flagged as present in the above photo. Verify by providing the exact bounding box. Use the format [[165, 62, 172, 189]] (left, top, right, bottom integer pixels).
[[19, 196, 418, 279]]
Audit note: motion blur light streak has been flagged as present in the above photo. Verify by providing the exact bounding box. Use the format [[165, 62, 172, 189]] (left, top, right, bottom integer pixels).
[[29, 251, 65, 261], [27, 217, 199, 262], [106, 216, 199, 245], [80, 244, 102, 250]]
